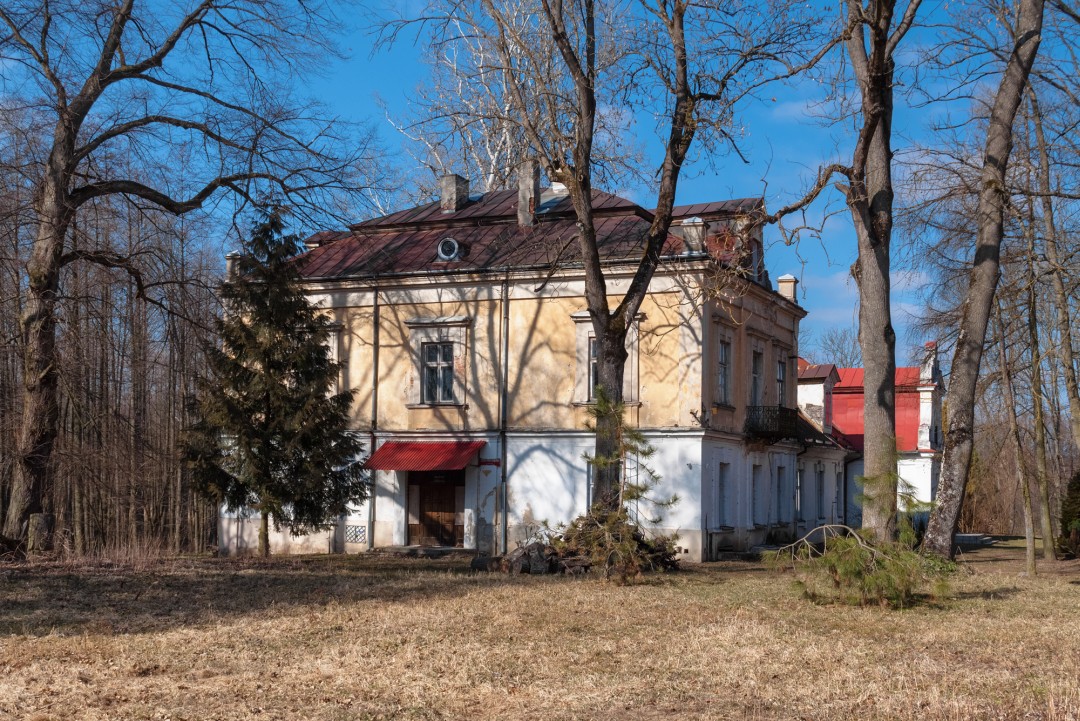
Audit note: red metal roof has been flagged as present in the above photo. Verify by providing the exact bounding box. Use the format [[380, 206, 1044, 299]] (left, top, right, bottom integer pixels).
[[834, 366, 922, 391], [296, 187, 763, 281], [363, 440, 486, 471], [297, 213, 680, 279], [798, 363, 838, 382], [352, 188, 643, 231], [669, 198, 763, 219]]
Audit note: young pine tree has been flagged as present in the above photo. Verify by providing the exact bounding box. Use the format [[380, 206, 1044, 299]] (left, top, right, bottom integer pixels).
[[184, 208, 367, 556]]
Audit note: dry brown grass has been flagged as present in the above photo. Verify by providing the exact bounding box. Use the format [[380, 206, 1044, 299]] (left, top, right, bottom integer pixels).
[[1, 545, 1079, 721]]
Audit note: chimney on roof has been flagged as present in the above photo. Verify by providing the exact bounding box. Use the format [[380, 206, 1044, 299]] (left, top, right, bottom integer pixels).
[[679, 218, 708, 254], [777, 274, 798, 303], [921, 340, 939, 383], [225, 251, 241, 280], [440, 173, 470, 213], [517, 160, 540, 226]]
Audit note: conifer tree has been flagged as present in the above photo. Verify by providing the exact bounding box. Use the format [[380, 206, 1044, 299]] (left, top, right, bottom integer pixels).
[[184, 208, 367, 556]]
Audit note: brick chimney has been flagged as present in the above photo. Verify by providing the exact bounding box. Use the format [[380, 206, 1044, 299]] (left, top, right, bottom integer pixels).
[[440, 173, 470, 213], [517, 160, 540, 226], [777, 274, 798, 302]]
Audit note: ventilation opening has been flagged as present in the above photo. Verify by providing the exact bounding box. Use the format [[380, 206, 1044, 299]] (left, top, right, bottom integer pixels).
[[437, 237, 461, 261]]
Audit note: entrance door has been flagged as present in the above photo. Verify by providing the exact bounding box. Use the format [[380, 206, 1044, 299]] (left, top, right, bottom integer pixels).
[[407, 470, 465, 546]]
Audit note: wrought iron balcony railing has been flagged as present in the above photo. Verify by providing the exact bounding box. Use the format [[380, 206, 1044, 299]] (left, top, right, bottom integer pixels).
[[744, 405, 798, 443]]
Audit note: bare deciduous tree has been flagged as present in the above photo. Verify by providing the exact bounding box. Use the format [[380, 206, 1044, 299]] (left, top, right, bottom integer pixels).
[[924, 0, 1046, 559], [0, 0, 383, 544], [386, 0, 838, 507]]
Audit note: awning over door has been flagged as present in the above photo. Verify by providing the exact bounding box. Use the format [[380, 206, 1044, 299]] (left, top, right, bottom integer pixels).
[[362, 440, 487, 471]]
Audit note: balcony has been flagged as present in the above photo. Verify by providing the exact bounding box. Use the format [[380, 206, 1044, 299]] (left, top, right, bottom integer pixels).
[[744, 405, 798, 443]]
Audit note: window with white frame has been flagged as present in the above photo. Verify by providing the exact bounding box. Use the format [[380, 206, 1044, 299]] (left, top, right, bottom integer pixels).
[[710, 461, 730, 528], [716, 339, 731, 406], [572, 311, 641, 403], [588, 336, 599, 401], [421, 341, 455, 404], [750, 350, 763, 405], [405, 315, 470, 407]]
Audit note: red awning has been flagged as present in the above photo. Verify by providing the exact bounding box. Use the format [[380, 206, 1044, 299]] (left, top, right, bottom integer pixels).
[[363, 440, 487, 471]]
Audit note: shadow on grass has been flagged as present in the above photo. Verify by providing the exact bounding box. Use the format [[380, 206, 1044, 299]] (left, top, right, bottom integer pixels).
[[949, 586, 1023, 602], [0, 554, 582, 637]]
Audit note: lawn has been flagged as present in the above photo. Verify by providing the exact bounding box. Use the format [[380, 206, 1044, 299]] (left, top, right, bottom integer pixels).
[[1, 544, 1078, 721]]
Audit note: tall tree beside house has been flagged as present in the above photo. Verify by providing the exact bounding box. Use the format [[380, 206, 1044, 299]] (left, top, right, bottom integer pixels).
[[765, 0, 923, 541], [183, 209, 368, 557], [923, 0, 1046, 559], [384, 0, 837, 509]]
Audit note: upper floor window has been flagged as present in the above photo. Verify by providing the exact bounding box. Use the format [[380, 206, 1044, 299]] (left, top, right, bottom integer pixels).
[[750, 350, 763, 405], [405, 315, 470, 408], [776, 359, 787, 407], [588, 336, 599, 401], [572, 310, 641, 404], [421, 342, 455, 404], [716, 339, 731, 406]]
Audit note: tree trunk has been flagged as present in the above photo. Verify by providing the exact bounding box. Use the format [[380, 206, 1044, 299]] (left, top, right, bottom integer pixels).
[[1029, 90, 1080, 461], [590, 319, 629, 509], [1026, 228, 1055, 560], [997, 301, 1036, 575], [259, 509, 270, 557], [845, 6, 899, 541], [923, 0, 1045, 559], [2, 169, 71, 542]]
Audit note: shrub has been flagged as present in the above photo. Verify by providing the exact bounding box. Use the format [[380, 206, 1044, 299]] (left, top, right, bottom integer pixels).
[[769, 525, 954, 609], [554, 505, 678, 583]]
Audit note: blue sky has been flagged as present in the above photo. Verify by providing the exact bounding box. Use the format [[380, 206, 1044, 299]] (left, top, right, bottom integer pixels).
[[310, 12, 937, 366]]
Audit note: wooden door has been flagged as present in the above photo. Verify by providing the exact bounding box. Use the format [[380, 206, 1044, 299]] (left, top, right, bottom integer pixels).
[[408, 470, 465, 546]]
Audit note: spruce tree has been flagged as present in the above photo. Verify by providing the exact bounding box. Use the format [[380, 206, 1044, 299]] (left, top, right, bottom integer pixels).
[[183, 208, 367, 556]]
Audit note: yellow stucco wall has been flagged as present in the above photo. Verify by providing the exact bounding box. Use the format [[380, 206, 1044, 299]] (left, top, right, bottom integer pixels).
[[308, 267, 801, 435]]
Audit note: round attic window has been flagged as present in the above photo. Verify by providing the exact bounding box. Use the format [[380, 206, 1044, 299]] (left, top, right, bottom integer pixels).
[[437, 237, 461, 261]]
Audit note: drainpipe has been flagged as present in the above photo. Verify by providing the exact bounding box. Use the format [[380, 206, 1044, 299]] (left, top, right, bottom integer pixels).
[[367, 288, 380, 551], [499, 274, 511, 555]]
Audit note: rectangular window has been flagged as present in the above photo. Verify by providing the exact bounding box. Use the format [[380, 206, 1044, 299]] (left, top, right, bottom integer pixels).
[[776, 359, 787, 407], [836, 471, 844, 523], [797, 466, 807, 522], [421, 342, 455, 404], [716, 340, 731, 406], [711, 462, 730, 528], [752, 464, 767, 526], [751, 351, 763, 405], [776, 465, 788, 525], [816, 465, 826, 521], [588, 336, 599, 400]]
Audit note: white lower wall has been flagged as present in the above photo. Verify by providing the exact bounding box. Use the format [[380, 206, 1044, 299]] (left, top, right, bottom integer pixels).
[[218, 430, 821, 560], [218, 514, 334, 556], [503, 430, 801, 561]]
